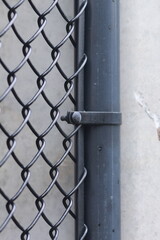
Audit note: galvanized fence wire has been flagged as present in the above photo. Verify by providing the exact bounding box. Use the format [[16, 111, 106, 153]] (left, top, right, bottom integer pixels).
[[0, 0, 87, 239]]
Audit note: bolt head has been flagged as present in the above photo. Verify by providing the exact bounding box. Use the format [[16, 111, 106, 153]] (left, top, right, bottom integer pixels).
[[72, 112, 82, 124]]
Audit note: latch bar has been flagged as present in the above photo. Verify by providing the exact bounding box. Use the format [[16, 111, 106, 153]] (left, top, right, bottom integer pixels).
[[61, 111, 122, 125]]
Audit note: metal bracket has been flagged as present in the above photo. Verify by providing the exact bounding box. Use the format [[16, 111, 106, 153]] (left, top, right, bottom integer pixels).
[[61, 111, 122, 125]]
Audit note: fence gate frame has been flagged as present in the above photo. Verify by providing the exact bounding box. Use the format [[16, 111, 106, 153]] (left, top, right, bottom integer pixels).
[[76, 0, 121, 239]]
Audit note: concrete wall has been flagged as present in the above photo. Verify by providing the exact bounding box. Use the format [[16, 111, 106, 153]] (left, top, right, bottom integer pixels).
[[2, 0, 160, 239], [121, 0, 160, 239]]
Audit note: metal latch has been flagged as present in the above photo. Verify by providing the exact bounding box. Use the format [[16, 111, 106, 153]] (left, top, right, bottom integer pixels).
[[61, 111, 122, 125]]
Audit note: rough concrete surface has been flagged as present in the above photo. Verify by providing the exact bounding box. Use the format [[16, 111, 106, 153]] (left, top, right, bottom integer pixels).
[[121, 0, 160, 239], [2, 0, 160, 239]]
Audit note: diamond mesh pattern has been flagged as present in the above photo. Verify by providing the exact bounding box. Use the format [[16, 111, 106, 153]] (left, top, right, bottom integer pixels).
[[0, 1, 87, 239]]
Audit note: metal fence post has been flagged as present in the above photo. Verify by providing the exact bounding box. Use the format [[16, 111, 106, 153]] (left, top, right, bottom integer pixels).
[[75, 1, 88, 239], [84, 0, 121, 239]]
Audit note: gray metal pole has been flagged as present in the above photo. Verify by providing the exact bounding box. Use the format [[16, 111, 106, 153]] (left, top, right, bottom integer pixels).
[[84, 0, 120, 239], [75, 1, 87, 239]]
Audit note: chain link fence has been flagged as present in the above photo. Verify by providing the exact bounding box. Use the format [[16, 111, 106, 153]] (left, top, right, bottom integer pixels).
[[0, 1, 87, 239]]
